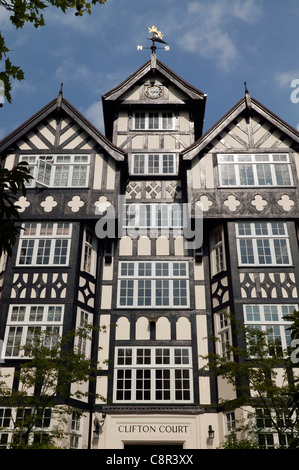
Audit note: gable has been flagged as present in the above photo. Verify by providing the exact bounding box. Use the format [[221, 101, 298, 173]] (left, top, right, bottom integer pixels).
[[0, 96, 124, 161], [102, 59, 207, 141], [12, 114, 97, 152], [182, 97, 299, 161]]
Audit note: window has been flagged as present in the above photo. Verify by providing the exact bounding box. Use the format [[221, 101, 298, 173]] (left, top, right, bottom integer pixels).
[[225, 412, 236, 441], [3, 305, 64, 358], [217, 310, 231, 359], [243, 304, 296, 356], [114, 347, 193, 403], [70, 411, 81, 449], [0, 408, 52, 448], [218, 153, 293, 186], [0, 408, 12, 448], [131, 154, 176, 175], [210, 226, 225, 275], [236, 221, 291, 266], [133, 112, 174, 130], [124, 204, 184, 230], [82, 227, 96, 275], [20, 154, 90, 187], [256, 408, 294, 448], [76, 309, 92, 358], [17, 222, 72, 266], [117, 261, 189, 308]]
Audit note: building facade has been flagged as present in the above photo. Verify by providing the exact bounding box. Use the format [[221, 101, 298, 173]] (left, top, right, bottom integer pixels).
[[0, 43, 299, 449]]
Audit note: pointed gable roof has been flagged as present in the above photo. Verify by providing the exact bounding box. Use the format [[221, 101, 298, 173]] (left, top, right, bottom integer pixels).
[[0, 92, 125, 161], [102, 58, 207, 141], [102, 58, 206, 101], [182, 95, 299, 160]]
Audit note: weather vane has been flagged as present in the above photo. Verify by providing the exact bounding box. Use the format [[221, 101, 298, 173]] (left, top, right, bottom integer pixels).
[[137, 26, 170, 54]]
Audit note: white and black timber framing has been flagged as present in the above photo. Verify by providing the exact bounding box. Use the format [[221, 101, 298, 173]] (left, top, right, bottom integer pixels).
[[0, 47, 299, 449]]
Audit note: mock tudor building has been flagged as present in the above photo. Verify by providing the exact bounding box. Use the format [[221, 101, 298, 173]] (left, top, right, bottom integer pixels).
[[0, 34, 299, 449]]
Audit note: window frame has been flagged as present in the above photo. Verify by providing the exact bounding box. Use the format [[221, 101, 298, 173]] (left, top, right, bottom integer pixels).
[[243, 304, 296, 357], [216, 309, 232, 360], [133, 112, 175, 130], [16, 222, 72, 267], [117, 261, 190, 308], [236, 221, 292, 266], [217, 153, 293, 187], [210, 225, 226, 276], [20, 154, 90, 188], [3, 304, 64, 359], [124, 203, 184, 230], [131, 153, 177, 175], [113, 346, 193, 403], [82, 227, 97, 275]]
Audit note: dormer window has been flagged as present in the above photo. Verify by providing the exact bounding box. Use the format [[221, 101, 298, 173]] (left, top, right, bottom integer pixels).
[[133, 112, 174, 130]]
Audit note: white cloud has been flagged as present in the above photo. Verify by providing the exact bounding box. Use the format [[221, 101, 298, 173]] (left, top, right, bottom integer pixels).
[[275, 70, 299, 87], [54, 59, 92, 84], [232, 0, 262, 22], [170, 0, 262, 72]]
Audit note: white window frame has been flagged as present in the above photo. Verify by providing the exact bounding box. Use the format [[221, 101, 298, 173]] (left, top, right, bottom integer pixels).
[[243, 304, 296, 356], [256, 408, 295, 448], [0, 407, 52, 448], [210, 226, 226, 275], [216, 309, 232, 360], [131, 154, 177, 175], [3, 304, 64, 358], [114, 346, 193, 403], [69, 411, 81, 449], [217, 153, 293, 187], [117, 261, 190, 308], [16, 222, 72, 267], [133, 112, 175, 130], [75, 308, 93, 358], [81, 227, 97, 275], [124, 203, 184, 229], [236, 221, 292, 266], [20, 154, 90, 188]]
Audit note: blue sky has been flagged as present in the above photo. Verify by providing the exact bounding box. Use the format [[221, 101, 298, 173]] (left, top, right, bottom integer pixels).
[[0, 0, 299, 141]]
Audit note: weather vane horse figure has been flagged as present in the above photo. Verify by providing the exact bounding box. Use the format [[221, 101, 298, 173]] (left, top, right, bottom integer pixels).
[[148, 26, 163, 41]]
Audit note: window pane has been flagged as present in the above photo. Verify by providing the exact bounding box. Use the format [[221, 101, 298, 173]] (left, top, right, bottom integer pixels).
[[274, 239, 289, 264], [36, 240, 51, 265], [239, 164, 254, 185], [137, 280, 152, 306], [53, 166, 69, 186], [219, 164, 236, 185], [256, 164, 273, 185], [72, 165, 87, 186], [275, 164, 291, 185], [19, 240, 34, 265], [256, 239, 271, 264], [148, 154, 160, 173], [239, 239, 254, 264], [156, 280, 169, 306]]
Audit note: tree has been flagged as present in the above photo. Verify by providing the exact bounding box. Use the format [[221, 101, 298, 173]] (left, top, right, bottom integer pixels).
[[0, 162, 32, 256], [201, 317, 299, 449], [0, 0, 108, 103], [0, 322, 104, 448]]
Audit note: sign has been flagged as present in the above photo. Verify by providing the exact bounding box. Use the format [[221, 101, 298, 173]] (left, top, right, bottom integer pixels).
[[117, 424, 189, 434]]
